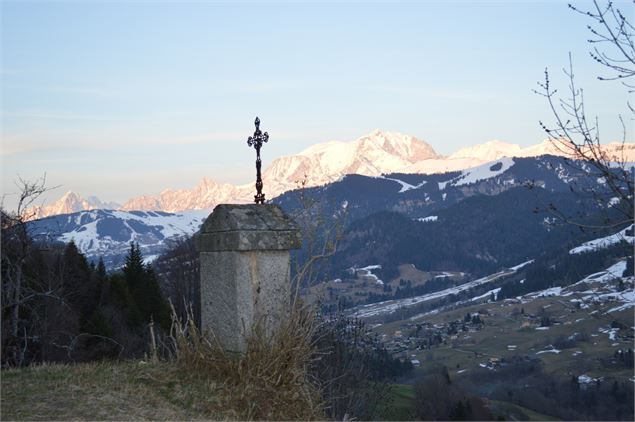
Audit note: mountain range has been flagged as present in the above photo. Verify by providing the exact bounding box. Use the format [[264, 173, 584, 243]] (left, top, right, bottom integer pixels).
[[28, 153, 632, 271], [27, 130, 635, 219]]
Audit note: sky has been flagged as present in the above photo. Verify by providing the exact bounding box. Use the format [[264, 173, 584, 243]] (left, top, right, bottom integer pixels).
[[1, 0, 632, 210]]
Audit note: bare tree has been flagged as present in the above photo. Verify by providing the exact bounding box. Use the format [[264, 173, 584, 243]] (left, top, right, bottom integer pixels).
[[290, 176, 347, 301], [1, 175, 61, 365], [535, 0, 634, 229]]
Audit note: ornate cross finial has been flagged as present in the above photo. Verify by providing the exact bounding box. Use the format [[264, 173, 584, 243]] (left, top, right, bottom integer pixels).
[[246, 117, 269, 204]]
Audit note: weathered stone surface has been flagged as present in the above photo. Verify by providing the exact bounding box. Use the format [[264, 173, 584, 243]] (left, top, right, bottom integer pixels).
[[197, 204, 301, 251], [198, 204, 301, 353]]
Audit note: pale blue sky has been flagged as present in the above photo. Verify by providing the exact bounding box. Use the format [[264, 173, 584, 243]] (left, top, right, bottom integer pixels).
[[1, 0, 632, 209]]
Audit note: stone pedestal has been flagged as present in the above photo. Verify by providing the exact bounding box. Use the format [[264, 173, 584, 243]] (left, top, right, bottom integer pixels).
[[197, 204, 301, 353]]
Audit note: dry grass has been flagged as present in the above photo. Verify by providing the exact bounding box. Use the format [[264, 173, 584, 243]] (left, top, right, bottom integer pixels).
[[1, 360, 219, 420], [169, 304, 324, 420], [2, 305, 324, 421]]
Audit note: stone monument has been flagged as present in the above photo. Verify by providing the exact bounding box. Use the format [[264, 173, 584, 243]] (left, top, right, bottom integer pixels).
[[197, 204, 302, 352], [197, 118, 301, 353]]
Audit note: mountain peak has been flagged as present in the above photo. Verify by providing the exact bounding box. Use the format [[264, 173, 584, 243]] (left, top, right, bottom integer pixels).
[[362, 129, 414, 142], [61, 190, 80, 199], [26, 191, 118, 220], [31, 130, 635, 218]]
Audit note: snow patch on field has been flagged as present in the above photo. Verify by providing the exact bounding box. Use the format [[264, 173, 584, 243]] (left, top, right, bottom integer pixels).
[[536, 346, 561, 354], [569, 260, 628, 287], [569, 225, 633, 254], [351, 265, 384, 285], [526, 286, 569, 298], [452, 157, 515, 187], [417, 216, 438, 222], [578, 375, 597, 384], [606, 301, 635, 313], [352, 261, 526, 318], [510, 260, 534, 271]]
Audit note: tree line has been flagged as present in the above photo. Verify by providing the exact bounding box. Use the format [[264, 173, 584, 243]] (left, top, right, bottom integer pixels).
[[1, 206, 171, 367]]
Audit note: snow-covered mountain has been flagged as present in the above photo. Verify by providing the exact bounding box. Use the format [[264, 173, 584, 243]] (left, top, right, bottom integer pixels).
[[263, 129, 439, 193], [31, 130, 635, 217], [450, 139, 635, 162], [120, 178, 248, 213], [118, 130, 439, 212], [449, 140, 524, 161], [30, 209, 207, 268], [26, 154, 633, 271], [28, 191, 120, 220]]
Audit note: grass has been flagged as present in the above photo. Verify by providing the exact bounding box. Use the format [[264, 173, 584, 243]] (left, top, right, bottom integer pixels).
[[378, 294, 634, 381], [2, 304, 323, 421], [1, 360, 221, 420], [170, 305, 323, 420], [370, 293, 634, 419], [377, 384, 416, 420], [488, 399, 561, 421]]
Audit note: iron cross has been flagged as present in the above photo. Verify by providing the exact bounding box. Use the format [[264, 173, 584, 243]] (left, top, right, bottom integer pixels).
[[246, 117, 269, 204]]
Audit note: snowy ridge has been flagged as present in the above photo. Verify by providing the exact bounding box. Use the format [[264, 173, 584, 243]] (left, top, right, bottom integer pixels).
[[57, 209, 207, 251], [30, 209, 208, 268], [569, 225, 634, 255], [31, 129, 635, 217], [449, 140, 523, 161], [450, 140, 635, 162], [28, 191, 120, 220]]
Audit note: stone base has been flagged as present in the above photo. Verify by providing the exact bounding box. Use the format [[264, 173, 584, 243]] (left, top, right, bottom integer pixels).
[[200, 249, 291, 353]]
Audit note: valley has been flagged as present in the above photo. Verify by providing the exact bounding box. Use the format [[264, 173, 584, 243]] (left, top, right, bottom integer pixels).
[[366, 259, 634, 420], [17, 132, 635, 420]]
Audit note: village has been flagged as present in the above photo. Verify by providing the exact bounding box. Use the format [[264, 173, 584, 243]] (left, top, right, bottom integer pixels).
[[375, 294, 635, 376]]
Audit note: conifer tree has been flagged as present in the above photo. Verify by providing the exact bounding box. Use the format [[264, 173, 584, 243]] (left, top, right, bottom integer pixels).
[[62, 240, 95, 321], [123, 242, 145, 291], [96, 257, 107, 281], [122, 242, 170, 329]]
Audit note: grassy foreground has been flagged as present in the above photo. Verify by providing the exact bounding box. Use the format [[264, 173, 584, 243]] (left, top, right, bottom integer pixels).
[[2, 306, 323, 421], [1, 360, 226, 421]]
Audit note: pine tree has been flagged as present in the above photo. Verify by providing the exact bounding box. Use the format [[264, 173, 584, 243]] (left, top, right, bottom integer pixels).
[[143, 266, 171, 329], [123, 242, 145, 292], [121, 242, 170, 329], [96, 257, 106, 281], [62, 240, 96, 321]]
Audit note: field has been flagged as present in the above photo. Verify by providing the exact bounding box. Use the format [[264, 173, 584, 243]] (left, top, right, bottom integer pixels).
[[378, 294, 634, 378], [377, 384, 417, 420], [305, 263, 465, 308], [370, 289, 634, 420]]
